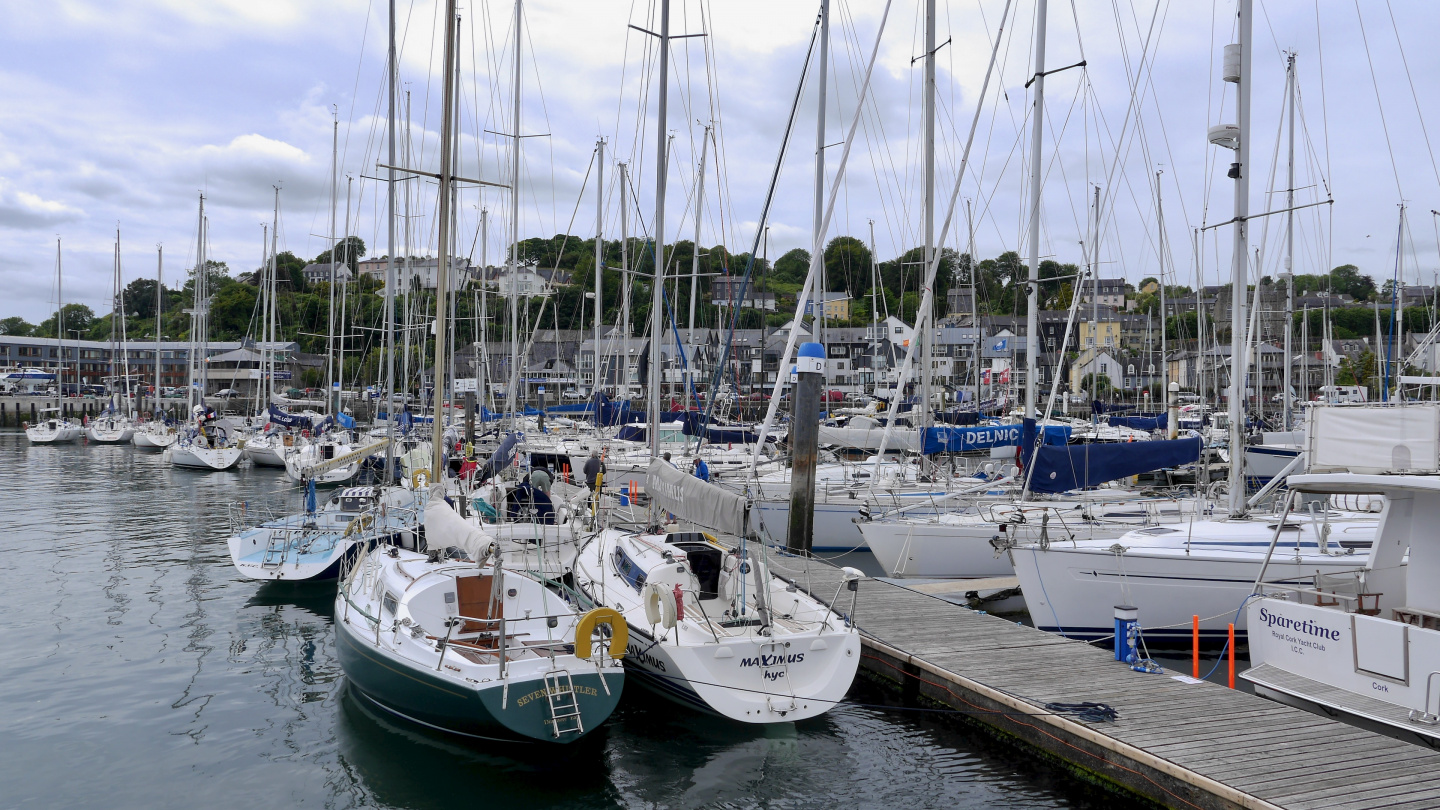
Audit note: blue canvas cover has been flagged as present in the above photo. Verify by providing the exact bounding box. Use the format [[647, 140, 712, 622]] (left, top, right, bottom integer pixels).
[[1021, 421, 1200, 493], [922, 422, 1070, 454], [477, 432, 520, 485], [1107, 413, 1167, 431]]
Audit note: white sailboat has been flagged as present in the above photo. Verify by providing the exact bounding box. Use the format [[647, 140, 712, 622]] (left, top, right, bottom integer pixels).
[[133, 245, 178, 450], [574, 460, 860, 722], [26, 239, 82, 445], [164, 195, 242, 471], [90, 228, 135, 443]]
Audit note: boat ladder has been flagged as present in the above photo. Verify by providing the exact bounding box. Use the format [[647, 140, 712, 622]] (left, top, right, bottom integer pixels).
[[760, 641, 798, 713], [542, 670, 584, 738], [261, 530, 289, 569]]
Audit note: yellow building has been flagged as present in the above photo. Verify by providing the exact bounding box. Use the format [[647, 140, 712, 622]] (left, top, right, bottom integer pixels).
[[805, 293, 850, 321], [1077, 319, 1120, 350]]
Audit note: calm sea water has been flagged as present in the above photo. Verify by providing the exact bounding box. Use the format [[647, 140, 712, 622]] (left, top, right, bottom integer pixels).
[[0, 430, 1126, 809]]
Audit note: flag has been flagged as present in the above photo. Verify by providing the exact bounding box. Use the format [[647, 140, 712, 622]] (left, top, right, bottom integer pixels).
[[999, 369, 1011, 384], [981, 369, 992, 385], [992, 338, 1008, 351]]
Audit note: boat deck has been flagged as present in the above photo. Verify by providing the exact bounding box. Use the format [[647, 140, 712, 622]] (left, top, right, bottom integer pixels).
[[767, 552, 1440, 810]]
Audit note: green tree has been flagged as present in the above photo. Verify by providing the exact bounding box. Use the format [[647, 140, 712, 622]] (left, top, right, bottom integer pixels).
[[0, 316, 34, 335], [823, 236, 872, 294], [1081, 372, 1113, 394], [35, 303, 96, 338], [312, 235, 368, 271], [1329, 264, 1376, 301], [772, 248, 811, 285]]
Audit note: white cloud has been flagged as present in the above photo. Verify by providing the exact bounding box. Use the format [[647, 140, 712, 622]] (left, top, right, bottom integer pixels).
[[0, 179, 84, 229]]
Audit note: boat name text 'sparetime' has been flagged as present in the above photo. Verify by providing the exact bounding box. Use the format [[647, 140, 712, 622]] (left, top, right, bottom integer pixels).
[[1257, 606, 1341, 641]]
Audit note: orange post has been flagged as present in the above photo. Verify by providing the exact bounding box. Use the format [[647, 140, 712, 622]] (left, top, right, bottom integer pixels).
[[1227, 623, 1236, 689], [1192, 615, 1200, 679]]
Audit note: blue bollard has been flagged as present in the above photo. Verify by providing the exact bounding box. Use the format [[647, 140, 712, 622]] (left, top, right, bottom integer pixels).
[[1114, 605, 1139, 662]]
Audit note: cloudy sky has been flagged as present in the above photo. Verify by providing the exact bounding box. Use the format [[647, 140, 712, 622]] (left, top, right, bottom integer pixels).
[[2, 0, 1438, 325]]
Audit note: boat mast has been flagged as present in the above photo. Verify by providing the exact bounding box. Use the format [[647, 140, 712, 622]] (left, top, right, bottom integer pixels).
[[649, 0, 671, 458], [620, 162, 631, 401], [1157, 173, 1169, 420], [507, 0, 522, 428], [269, 187, 280, 408], [1225, 0, 1253, 516], [967, 199, 979, 407], [1023, 0, 1049, 420], [428, 0, 459, 479], [328, 110, 338, 415], [1282, 52, 1296, 429], [154, 245, 163, 411], [813, 0, 829, 354], [594, 138, 605, 399], [479, 208, 490, 410], [689, 126, 710, 372], [920, 0, 936, 432], [340, 175, 353, 407], [384, 0, 398, 480], [56, 238, 64, 412], [109, 227, 119, 402]]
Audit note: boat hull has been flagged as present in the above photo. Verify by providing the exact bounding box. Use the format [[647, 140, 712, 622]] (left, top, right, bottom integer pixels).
[[131, 427, 177, 450], [245, 441, 289, 467], [25, 425, 82, 444], [165, 444, 243, 470], [860, 519, 1024, 579], [1011, 544, 1370, 641], [334, 609, 621, 743]]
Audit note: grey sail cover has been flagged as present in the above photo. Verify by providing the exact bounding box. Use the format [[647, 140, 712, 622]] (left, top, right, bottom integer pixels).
[[646, 459, 748, 536]]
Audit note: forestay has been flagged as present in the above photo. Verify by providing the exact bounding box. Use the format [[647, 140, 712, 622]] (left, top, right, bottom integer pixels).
[[646, 459, 748, 537]]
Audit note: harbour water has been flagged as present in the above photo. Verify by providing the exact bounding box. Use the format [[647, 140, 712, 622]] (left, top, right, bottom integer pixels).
[[0, 430, 1127, 809]]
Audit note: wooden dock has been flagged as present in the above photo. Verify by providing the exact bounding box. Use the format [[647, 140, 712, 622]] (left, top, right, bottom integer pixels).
[[768, 552, 1440, 810]]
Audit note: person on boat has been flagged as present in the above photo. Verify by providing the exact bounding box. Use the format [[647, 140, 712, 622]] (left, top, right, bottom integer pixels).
[[530, 466, 552, 495], [662, 451, 676, 468], [692, 457, 710, 482], [583, 450, 605, 508]]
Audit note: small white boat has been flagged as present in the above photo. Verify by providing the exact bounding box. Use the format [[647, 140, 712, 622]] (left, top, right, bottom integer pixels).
[[573, 461, 861, 723], [284, 435, 362, 485], [26, 410, 83, 445], [86, 413, 134, 443], [131, 420, 178, 450], [334, 496, 626, 743], [165, 440, 243, 470], [243, 431, 291, 467], [228, 486, 421, 580]]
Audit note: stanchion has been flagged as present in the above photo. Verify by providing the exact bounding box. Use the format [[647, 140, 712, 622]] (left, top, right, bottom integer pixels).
[[1192, 615, 1200, 679], [1228, 623, 1236, 688]]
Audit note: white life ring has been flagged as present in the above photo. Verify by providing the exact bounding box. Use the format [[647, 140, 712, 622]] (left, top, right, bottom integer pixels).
[[643, 582, 664, 626]]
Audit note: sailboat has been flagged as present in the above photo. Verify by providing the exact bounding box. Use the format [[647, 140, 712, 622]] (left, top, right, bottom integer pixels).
[[336, 488, 626, 742], [26, 238, 82, 445], [574, 460, 860, 722], [132, 246, 178, 450], [164, 195, 243, 470], [89, 228, 135, 443]]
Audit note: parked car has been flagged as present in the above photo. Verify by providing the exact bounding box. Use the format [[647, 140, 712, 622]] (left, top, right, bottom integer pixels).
[[562, 388, 582, 400], [215, 388, 241, 399]]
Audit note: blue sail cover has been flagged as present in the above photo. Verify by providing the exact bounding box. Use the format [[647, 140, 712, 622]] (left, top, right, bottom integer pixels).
[[336, 412, 356, 429], [615, 425, 647, 443], [1107, 413, 1167, 431], [545, 402, 594, 414], [268, 404, 317, 428], [1024, 435, 1201, 494], [477, 432, 520, 485], [922, 423, 1070, 455]]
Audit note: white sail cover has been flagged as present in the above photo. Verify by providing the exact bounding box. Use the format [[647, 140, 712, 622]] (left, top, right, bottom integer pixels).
[[818, 422, 923, 453], [1307, 404, 1440, 474], [647, 459, 748, 536], [424, 492, 493, 561]]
